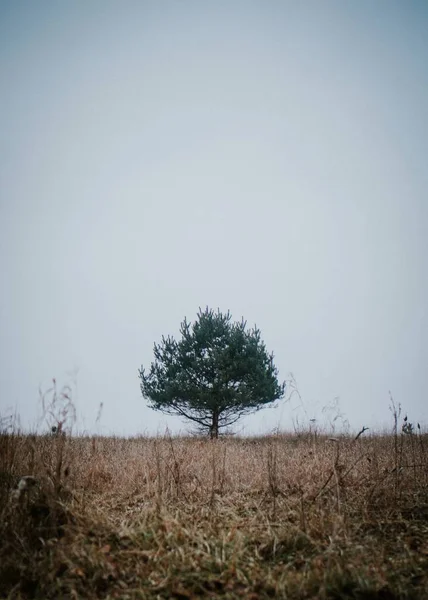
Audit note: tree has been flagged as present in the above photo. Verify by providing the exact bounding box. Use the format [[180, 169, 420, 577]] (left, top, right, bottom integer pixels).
[[139, 307, 285, 438]]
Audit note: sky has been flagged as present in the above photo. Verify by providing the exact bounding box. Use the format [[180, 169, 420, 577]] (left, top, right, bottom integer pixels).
[[1, 0, 427, 436]]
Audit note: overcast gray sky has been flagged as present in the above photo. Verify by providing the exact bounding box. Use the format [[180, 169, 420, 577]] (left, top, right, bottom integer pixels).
[[1, 0, 427, 436]]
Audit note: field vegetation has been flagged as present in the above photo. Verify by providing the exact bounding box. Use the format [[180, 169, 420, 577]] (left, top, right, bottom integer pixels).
[[1, 394, 427, 599]]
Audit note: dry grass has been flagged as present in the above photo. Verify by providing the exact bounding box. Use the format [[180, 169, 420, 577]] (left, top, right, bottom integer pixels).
[[0, 425, 427, 599]]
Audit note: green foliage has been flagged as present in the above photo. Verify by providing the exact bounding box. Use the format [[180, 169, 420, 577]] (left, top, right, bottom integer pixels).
[[139, 308, 285, 437]]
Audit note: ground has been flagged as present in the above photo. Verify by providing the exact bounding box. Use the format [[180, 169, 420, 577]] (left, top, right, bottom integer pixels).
[[1, 430, 427, 599]]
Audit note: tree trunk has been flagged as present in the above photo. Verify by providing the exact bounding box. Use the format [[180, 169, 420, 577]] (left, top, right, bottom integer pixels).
[[210, 409, 219, 439]]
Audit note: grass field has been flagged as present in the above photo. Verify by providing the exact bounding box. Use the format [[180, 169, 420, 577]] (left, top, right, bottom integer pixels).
[[1, 420, 427, 599]]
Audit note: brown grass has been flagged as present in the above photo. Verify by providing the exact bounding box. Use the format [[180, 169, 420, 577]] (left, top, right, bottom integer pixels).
[[0, 426, 427, 599]]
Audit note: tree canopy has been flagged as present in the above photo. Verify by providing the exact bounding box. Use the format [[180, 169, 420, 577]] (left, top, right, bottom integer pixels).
[[139, 308, 285, 438]]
